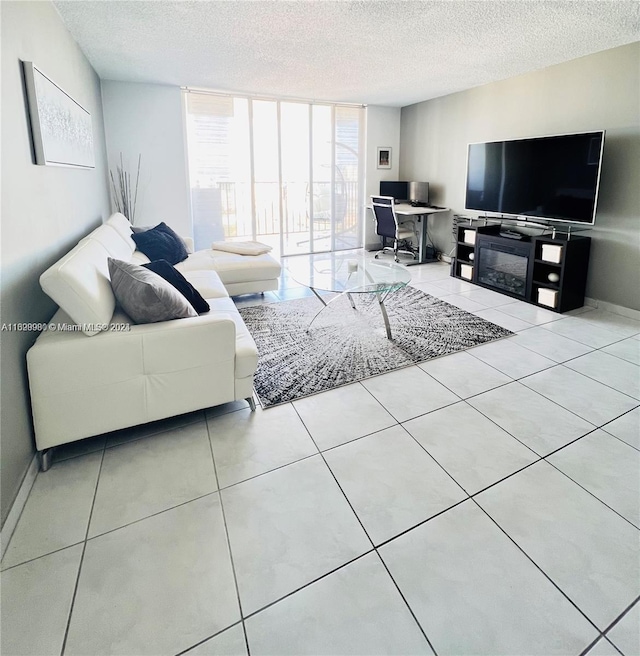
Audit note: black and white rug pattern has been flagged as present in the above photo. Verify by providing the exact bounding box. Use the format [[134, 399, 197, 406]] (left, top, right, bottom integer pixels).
[[239, 286, 513, 407]]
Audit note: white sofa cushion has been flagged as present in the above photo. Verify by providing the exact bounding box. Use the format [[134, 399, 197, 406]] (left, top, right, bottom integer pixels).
[[207, 297, 259, 379], [40, 239, 116, 336], [82, 224, 134, 261], [130, 250, 151, 265], [27, 307, 241, 449], [182, 270, 229, 299], [106, 213, 138, 251]]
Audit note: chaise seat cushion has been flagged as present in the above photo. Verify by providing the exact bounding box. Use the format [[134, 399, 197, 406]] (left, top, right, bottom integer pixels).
[[176, 249, 282, 285]]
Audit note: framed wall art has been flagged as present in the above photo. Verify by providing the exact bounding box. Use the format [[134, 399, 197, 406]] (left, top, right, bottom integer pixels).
[[22, 61, 95, 168], [377, 147, 391, 169]]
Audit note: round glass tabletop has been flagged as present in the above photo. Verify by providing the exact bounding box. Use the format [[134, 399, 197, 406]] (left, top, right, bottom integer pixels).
[[286, 252, 411, 294]]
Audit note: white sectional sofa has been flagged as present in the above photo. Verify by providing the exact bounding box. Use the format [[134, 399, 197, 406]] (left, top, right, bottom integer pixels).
[[27, 213, 281, 470]]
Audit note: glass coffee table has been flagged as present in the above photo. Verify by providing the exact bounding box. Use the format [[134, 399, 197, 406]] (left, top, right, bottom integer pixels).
[[285, 252, 411, 340]]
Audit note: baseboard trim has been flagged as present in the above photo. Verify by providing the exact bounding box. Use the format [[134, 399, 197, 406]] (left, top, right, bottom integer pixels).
[[584, 298, 640, 321], [1, 454, 39, 560]]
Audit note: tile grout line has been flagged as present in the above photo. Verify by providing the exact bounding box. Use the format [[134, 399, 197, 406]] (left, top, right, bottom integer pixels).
[[599, 596, 640, 643], [468, 373, 601, 428], [559, 363, 640, 402], [464, 343, 558, 380], [289, 403, 377, 549], [292, 400, 437, 646], [469, 496, 604, 639], [512, 368, 638, 423], [238, 550, 377, 622], [60, 442, 107, 656], [356, 373, 464, 428], [0, 540, 86, 574], [203, 414, 251, 656], [513, 322, 639, 366], [544, 458, 640, 531], [274, 404, 437, 656], [288, 402, 437, 652], [537, 320, 640, 351], [8, 283, 637, 653], [599, 406, 640, 452], [409, 365, 562, 461], [463, 388, 599, 459], [374, 551, 440, 656], [174, 621, 246, 656]]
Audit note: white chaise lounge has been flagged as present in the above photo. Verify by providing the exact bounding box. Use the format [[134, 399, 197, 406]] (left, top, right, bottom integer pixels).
[[27, 213, 281, 470]]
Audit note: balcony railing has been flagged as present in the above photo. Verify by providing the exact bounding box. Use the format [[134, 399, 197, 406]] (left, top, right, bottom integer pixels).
[[191, 181, 361, 252]]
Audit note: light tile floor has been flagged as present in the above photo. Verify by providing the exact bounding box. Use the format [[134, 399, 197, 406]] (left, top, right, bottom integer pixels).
[[2, 260, 639, 656]]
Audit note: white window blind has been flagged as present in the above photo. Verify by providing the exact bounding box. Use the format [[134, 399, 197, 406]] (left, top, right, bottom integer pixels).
[[184, 91, 365, 255]]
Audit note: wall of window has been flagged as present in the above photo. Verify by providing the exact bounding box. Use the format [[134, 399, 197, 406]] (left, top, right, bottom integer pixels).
[[184, 91, 365, 256]]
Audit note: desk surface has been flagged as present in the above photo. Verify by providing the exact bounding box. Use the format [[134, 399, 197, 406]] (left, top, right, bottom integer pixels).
[[393, 204, 449, 216]]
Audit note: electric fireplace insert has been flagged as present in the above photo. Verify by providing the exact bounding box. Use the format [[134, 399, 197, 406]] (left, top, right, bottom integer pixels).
[[475, 234, 534, 299]]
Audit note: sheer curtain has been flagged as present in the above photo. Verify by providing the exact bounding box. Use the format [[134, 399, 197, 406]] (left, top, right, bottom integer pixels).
[[184, 90, 365, 256]]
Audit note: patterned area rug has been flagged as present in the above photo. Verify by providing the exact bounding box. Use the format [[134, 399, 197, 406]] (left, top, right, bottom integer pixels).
[[239, 286, 513, 407]]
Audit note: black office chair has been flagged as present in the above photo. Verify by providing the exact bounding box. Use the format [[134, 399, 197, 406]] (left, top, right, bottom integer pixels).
[[371, 196, 416, 263]]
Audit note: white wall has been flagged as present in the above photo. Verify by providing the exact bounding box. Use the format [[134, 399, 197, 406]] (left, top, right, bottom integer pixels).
[[365, 106, 402, 249], [101, 81, 191, 237], [1, 1, 111, 525], [400, 43, 640, 311]]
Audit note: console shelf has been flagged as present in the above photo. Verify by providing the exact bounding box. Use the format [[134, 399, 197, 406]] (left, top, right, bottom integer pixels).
[[452, 220, 591, 313]]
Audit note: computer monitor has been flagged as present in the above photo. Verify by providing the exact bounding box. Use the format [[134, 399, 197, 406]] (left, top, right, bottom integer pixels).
[[408, 181, 429, 205], [379, 181, 408, 202]]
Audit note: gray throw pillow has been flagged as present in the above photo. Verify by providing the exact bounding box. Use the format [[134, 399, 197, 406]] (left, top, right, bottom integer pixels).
[[108, 258, 198, 324]]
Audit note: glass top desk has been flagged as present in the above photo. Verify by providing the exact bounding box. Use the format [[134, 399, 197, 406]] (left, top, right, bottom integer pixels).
[[286, 252, 411, 340]]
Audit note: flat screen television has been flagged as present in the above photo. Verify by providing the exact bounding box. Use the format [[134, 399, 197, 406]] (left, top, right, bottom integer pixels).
[[465, 131, 605, 224]]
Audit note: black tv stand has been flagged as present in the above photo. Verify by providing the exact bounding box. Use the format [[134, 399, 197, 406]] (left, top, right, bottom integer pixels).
[[452, 219, 591, 313]]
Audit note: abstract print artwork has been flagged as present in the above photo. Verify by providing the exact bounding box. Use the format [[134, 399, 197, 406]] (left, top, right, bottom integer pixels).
[[22, 61, 95, 168]]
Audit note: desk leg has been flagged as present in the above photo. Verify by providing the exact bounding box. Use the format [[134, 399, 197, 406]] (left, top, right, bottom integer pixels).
[[406, 214, 428, 266], [418, 215, 427, 263]]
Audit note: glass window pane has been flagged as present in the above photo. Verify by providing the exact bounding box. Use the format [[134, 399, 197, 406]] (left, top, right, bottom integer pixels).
[[252, 100, 280, 250], [280, 102, 310, 256], [311, 105, 332, 252], [185, 92, 363, 257], [185, 95, 251, 249], [335, 105, 362, 250]]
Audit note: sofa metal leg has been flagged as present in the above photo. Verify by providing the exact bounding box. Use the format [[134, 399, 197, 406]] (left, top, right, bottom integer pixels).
[[246, 396, 256, 412], [39, 449, 53, 472]]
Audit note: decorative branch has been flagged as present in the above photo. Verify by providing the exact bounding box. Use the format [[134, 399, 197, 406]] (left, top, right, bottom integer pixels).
[[110, 153, 141, 223]]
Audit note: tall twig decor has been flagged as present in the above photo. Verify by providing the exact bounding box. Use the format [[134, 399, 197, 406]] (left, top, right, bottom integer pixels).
[[110, 153, 141, 223]]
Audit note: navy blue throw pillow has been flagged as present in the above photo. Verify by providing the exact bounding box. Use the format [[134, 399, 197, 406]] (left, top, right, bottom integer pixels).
[[132, 222, 189, 265], [142, 260, 210, 314]]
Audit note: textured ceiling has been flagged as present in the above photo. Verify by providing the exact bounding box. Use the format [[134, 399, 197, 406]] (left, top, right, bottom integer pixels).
[[54, 0, 640, 107]]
